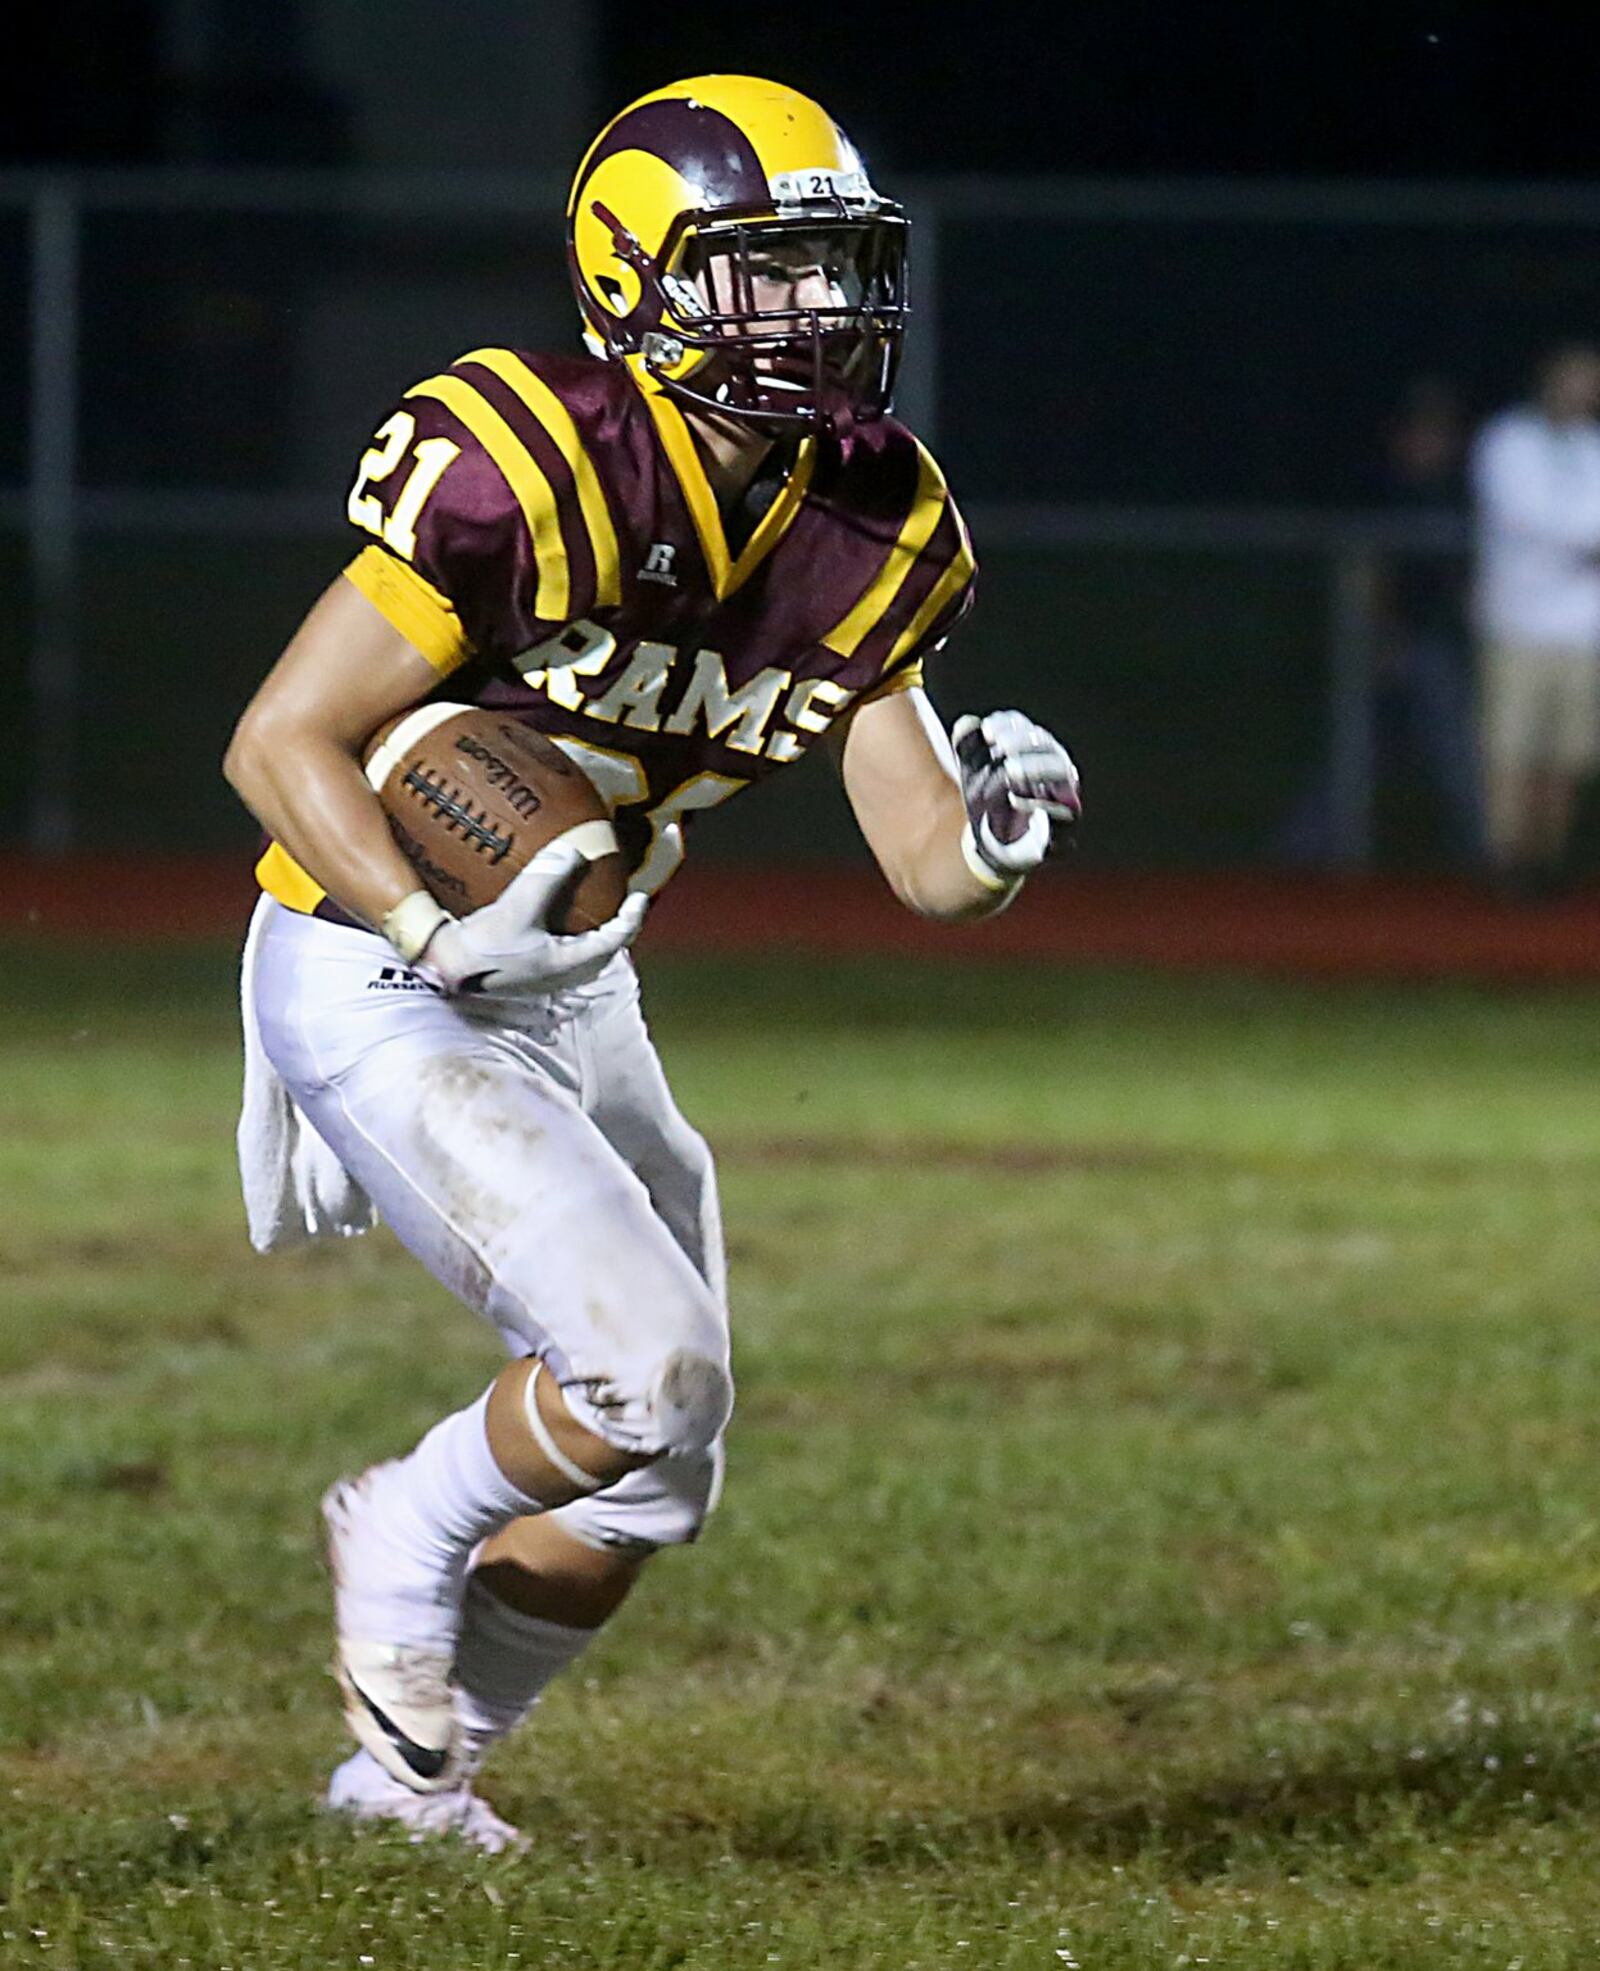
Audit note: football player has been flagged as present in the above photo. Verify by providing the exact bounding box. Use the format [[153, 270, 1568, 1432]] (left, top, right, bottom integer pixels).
[[225, 75, 1080, 1851]]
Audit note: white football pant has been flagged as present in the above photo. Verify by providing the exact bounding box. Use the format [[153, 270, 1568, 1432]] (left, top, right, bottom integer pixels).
[[248, 898, 728, 1553]]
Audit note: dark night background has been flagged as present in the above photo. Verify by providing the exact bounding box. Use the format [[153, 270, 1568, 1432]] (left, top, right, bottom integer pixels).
[[9, 0, 1600, 870], [6, 2, 1599, 179], [601, 4, 1600, 183]]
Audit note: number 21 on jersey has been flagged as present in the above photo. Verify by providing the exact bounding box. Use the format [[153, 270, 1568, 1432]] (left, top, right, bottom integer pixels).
[[347, 412, 460, 562]]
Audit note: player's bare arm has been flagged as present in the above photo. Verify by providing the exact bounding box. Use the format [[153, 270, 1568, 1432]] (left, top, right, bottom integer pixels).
[[224, 574, 442, 931], [838, 687, 1082, 919], [835, 687, 991, 917], [226, 577, 645, 995]]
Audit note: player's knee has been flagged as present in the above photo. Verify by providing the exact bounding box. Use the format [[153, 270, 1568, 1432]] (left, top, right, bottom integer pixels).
[[563, 1271, 731, 1458], [645, 1345, 732, 1456], [503, 1333, 731, 1490], [552, 1341, 731, 1462], [489, 1359, 651, 1501]]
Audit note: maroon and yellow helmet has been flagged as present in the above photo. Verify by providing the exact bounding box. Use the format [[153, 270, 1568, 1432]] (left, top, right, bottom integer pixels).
[[566, 75, 909, 434]]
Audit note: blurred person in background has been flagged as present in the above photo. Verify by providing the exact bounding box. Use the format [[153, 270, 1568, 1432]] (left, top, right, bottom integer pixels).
[[1277, 376, 1481, 870], [1470, 342, 1600, 895]]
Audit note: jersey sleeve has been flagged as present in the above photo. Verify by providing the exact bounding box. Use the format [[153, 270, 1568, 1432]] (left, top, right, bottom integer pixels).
[[870, 520, 975, 699], [341, 348, 623, 674], [827, 436, 976, 704]]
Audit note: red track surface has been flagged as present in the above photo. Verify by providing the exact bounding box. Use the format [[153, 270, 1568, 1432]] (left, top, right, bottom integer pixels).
[[7, 855, 1600, 979]]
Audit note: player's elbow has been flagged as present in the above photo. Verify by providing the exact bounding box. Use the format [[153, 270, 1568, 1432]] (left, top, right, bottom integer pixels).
[[223, 709, 266, 800], [877, 813, 1006, 921], [222, 720, 253, 799], [881, 857, 1005, 923], [907, 884, 1009, 923], [223, 700, 295, 808]]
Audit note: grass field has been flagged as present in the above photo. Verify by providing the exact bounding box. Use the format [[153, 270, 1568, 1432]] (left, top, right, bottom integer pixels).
[[5, 940, 1600, 1968]]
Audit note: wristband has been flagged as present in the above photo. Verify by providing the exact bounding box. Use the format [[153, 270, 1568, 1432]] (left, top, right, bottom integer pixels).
[[958, 820, 1023, 896], [381, 889, 453, 964]]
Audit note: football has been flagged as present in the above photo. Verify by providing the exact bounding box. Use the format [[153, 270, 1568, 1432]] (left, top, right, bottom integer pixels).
[[361, 703, 627, 931]]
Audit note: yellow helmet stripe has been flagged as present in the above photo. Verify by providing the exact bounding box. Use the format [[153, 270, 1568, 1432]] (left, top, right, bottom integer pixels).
[[886, 522, 976, 670], [625, 76, 860, 188], [458, 349, 622, 608], [821, 444, 947, 658], [404, 371, 569, 621]]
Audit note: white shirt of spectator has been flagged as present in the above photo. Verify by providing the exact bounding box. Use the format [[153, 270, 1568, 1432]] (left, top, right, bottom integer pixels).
[[1471, 406, 1600, 647]]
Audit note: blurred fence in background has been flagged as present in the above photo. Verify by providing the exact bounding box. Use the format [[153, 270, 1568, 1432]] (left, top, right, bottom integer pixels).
[[11, 171, 1600, 871]]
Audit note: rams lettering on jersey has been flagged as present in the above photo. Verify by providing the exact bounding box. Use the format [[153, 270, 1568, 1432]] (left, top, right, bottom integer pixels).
[[257, 346, 975, 914]]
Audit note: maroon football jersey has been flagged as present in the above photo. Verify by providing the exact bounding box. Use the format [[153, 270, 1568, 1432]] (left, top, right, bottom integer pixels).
[[257, 346, 974, 913]]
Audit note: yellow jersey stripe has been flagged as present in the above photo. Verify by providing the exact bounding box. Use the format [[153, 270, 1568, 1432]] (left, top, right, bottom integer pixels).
[[639, 381, 815, 601], [822, 445, 947, 657], [729, 436, 814, 597], [256, 841, 327, 913], [886, 528, 976, 670], [405, 371, 569, 620], [861, 657, 925, 703], [458, 348, 622, 609], [640, 384, 731, 593], [343, 545, 470, 675]]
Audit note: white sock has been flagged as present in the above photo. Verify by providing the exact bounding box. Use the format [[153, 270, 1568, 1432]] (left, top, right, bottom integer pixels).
[[342, 1390, 549, 1646], [454, 1570, 596, 1774]]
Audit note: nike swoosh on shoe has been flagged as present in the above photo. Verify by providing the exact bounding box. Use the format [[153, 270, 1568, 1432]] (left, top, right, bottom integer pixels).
[[345, 1675, 450, 1781]]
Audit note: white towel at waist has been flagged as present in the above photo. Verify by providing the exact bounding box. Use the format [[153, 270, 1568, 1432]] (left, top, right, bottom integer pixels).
[[237, 892, 377, 1253]]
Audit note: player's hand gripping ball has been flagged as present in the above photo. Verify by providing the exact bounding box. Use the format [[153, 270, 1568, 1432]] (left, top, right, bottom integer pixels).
[[952, 709, 1082, 881], [362, 703, 627, 923], [404, 841, 646, 997], [362, 703, 642, 996]]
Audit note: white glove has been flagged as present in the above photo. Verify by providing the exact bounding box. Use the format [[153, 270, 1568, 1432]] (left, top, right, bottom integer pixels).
[[381, 837, 646, 997], [951, 709, 1082, 884]]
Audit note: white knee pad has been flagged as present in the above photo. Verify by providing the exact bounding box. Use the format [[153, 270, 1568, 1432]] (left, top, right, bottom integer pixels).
[[549, 1442, 725, 1556], [484, 1163, 733, 1459], [647, 1347, 733, 1455], [545, 1338, 733, 1460]]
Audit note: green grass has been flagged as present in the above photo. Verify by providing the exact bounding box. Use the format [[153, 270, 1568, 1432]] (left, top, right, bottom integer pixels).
[[5, 941, 1600, 1967]]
